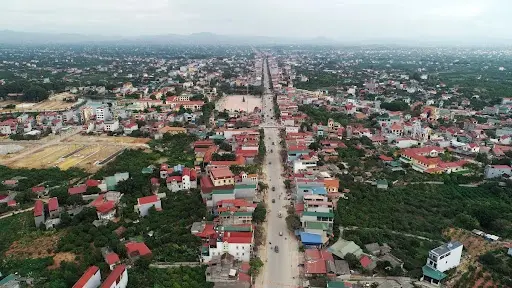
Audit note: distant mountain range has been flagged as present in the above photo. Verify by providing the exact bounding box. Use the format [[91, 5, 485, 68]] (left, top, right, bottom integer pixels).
[[0, 30, 338, 45]]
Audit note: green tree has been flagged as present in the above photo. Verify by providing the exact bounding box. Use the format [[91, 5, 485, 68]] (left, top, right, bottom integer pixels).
[[252, 203, 267, 224], [23, 85, 49, 102], [249, 257, 264, 276]]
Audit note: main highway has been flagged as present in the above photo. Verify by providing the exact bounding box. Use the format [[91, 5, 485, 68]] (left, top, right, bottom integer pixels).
[[259, 56, 300, 287]]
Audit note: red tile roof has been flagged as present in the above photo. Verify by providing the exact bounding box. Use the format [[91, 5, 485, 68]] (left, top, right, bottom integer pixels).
[[48, 197, 59, 212], [99, 264, 126, 288], [379, 155, 393, 161], [210, 167, 235, 179], [166, 175, 182, 183], [137, 195, 159, 205], [34, 200, 44, 217], [7, 200, 16, 207], [85, 179, 100, 187], [210, 155, 246, 166], [194, 223, 216, 238], [32, 186, 45, 193], [105, 252, 120, 265], [360, 255, 373, 268], [223, 231, 253, 244], [73, 266, 100, 288], [68, 184, 87, 195], [97, 201, 116, 214], [305, 259, 327, 274], [125, 242, 152, 257]]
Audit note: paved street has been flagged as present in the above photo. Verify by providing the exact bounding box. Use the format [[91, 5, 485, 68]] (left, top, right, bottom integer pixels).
[[258, 57, 300, 288]]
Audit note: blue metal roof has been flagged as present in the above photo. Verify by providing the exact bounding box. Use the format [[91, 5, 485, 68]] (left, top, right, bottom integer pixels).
[[300, 232, 323, 244]]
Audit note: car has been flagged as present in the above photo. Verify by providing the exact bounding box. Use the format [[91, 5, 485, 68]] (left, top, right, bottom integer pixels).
[[272, 187, 275, 191], [272, 198, 275, 203], [274, 246, 279, 253], [279, 231, 283, 236], [272, 142, 275, 145], [270, 149, 273, 153]]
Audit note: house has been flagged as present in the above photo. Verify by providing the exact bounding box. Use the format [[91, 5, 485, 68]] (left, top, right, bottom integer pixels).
[[125, 242, 152, 260], [34, 200, 45, 227], [304, 249, 335, 277], [32, 186, 47, 197], [209, 166, 235, 187], [201, 230, 253, 263], [73, 266, 102, 288], [135, 195, 162, 217], [123, 122, 138, 135], [328, 239, 363, 259], [484, 165, 511, 179], [99, 264, 128, 288], [104, 252, 120, 270], [376, 179, 388, 190], [165, 167, 197, 192], [421, 241, 463, 286], [68, 184, 87, 195], [92, 195, 117, 220], [359, 255, 376, 270], [48, 197, 60, 219], [204, 253, 251, 288]]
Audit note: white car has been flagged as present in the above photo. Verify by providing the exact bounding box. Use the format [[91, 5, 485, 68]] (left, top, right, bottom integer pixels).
[[279, 231, 283, 236]]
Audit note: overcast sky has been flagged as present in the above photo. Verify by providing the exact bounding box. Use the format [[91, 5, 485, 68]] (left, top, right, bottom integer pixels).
[[1, 0, 511, 42]]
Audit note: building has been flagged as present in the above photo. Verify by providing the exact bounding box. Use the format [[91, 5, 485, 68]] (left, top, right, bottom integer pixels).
[[421, 241, 463, 286], [48, 197, 60, 219], [484, 165, 511, 179], [201, 230, 253, 263], [34, 200, 45, 227], [125, 242, 152, 260], [73, 266, 102, 288], [96, 106, 112, 121], [209, 167, 235, 187], [204, 253, 251, 288], [136, 195, 162, 217], [99, 264, 128, 288]]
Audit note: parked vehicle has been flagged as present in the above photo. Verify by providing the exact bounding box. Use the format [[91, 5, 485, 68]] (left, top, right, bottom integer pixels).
[[272, 199, 275, 203], [274, 246, 279, 253], [279, 231, 283, 236]]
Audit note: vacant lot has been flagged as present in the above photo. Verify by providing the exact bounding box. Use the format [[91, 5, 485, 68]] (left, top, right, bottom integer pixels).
[[10, 143, 123, 172], [0, 93, 79, 113], [62, 134, 151, 144], [216, 95, 262, 112]]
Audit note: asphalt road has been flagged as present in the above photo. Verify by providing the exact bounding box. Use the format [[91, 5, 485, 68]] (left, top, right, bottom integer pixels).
[[259, 57, 300, 288]]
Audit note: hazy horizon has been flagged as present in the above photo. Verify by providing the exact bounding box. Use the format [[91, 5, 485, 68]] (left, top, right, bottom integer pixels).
[[2, 0, 512, 44]]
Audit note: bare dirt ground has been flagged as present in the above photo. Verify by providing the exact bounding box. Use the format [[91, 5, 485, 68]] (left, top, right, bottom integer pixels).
[[48, 252, 78, 269], [0, 93, 78, 112], [5, 231, 78, 269], [216, 95, 262, 112], [5, 232, 61, 258], [444, 228, 500, 288], [62, 134, 151, 144], [11, 143, 123, 172]]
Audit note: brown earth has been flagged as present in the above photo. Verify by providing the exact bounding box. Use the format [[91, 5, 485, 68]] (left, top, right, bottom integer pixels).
[[444, 228, 501, 288], [5, 231, 77, 269]]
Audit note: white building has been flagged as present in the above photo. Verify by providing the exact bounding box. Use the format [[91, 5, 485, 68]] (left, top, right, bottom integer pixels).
[[202, 231, 253, 263], [293, 156, 318, 173], [104, 120, 119, 132], [96, 106, 112, 121], [73, 266, 102, 288], [135, 195, 162, 217], [422, 241, 463, 286]]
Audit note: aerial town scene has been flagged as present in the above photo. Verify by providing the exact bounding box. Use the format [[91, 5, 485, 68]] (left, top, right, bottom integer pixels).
[[1, 1, 512, 288]]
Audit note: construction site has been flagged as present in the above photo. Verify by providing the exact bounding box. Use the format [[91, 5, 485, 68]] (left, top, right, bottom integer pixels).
[[0, 132, 150, 172]]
